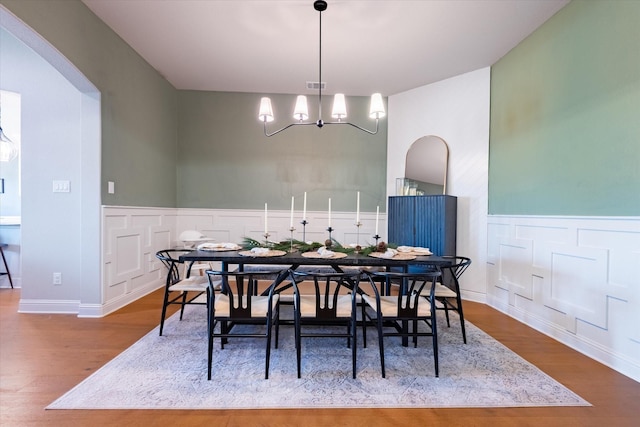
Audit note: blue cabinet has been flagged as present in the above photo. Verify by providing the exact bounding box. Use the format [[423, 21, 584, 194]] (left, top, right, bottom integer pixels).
[[388, 195, 457, 256]]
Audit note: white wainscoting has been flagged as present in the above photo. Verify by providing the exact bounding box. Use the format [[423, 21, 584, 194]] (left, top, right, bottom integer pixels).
[[100, 206, 387, 316], [487, 215, 640, 383], [100, 206, 179, 317]]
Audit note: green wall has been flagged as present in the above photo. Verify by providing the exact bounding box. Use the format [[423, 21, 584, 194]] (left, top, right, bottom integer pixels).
[[177, 91, 387, 212], [1, 0, 387, 212], [1, 0, 179, 208], [489, 0, 640, 216]]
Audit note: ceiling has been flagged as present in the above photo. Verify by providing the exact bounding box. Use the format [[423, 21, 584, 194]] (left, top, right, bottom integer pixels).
[[81, 0, 569, 97]]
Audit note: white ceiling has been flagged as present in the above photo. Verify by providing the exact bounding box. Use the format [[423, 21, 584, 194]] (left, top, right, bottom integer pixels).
[[81, 0, 569, 97]]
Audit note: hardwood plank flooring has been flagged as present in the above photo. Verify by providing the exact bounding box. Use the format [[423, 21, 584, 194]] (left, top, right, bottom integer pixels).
[[1, 287, 639, 427]]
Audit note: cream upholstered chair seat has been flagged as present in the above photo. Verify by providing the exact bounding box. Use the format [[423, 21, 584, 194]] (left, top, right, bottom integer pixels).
[[213, 294, 279, 317], [362, 294, 432, 317], [168, 274, 208, 291], [298, 294, 353, 318]]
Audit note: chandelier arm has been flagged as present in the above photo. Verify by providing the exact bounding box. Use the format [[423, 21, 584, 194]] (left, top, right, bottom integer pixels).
[[263, 121, 318, 138], [322, 119, 380, 135]]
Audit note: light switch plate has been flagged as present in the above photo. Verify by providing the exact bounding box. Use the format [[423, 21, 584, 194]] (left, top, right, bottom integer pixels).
[[53, 180, 70, 193]]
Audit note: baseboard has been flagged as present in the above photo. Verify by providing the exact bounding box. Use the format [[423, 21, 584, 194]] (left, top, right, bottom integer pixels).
[[78, 280, 164, 318], [487, 294, 640, 384], [18, 298, 80, 314]]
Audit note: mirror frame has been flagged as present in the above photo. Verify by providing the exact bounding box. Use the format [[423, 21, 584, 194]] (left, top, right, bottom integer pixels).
[[404, 135, 449, 195]]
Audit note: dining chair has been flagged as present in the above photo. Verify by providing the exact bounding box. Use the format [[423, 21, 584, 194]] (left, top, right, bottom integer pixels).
[[418, 256, 471, 343], [0, 243, 13, 288], [361, 270, 441, 377], [287, 270, 361, 379], [205, 269, 282, 380], [155, 249, 219, 336]]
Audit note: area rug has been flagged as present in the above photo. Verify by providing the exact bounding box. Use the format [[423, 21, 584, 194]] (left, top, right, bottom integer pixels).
[[47, 306, 590, 409]]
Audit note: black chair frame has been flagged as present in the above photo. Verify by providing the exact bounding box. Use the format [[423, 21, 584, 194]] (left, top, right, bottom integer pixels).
[[206, 269, 282, 380], [155, 249, 209, 336], [362, 270, 441, 378], [288, 270, 360, 379], [436, 256, 471, 343]]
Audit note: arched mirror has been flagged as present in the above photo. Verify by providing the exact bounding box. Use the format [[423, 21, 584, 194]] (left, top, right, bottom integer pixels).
[[400, 135, 449, 195]]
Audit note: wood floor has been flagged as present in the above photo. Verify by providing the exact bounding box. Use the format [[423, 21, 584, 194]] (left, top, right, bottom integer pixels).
[[1, 287, 639, 427]]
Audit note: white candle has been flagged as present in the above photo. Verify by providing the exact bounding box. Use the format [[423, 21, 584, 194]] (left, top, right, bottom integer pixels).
[[264, 203, 268, 234], [303, 192, 307, 221], [375, 205, 380, 235], [290, 196, 295, 228], [356, 191, 360, 223], [328, 198, 332, 227]]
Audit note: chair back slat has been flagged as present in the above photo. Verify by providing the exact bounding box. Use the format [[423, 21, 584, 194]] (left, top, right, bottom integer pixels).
[[290, 271, 358, 320], [206, 270, 279, 320]]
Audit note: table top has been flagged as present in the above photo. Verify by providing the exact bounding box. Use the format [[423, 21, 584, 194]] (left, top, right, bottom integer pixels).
[[180, 249, 454, 268]]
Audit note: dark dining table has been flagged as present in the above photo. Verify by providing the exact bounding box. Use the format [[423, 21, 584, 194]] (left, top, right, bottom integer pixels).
[[179, 248, 454, 275], [180, 248, 454, 296], [180, 248, 454, 346]]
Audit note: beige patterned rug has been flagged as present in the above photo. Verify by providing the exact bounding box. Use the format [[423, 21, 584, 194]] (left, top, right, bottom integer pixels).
[[48, 306, 590, 409]]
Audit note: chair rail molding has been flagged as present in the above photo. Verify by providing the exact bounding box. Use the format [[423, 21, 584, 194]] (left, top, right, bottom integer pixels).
[[487, 214, 640, 383]]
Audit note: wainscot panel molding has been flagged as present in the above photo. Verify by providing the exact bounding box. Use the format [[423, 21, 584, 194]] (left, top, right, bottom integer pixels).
[[487, 215, 640, 383], [175, 208, 387, 251], [100, 206, 387, 316], [100, 206, 178, 317]]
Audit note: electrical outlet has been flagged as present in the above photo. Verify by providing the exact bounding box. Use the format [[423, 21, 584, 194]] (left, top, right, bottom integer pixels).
[[53, 272, 62, 285]]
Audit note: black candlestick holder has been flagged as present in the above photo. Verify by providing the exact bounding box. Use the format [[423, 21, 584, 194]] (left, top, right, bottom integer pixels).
[[373, 234, 381, 245], [263, 232, 270, 246], [326, 226, 334, 241], [300, 219, 308, 242]]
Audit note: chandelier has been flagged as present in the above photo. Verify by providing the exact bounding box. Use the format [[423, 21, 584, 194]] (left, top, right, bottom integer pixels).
[[258, 0, 386, 137]]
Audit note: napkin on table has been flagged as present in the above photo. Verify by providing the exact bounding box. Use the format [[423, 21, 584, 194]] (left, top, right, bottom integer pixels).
[[412, 247, 432, 255], [380, 248, 398, 259], [250, 247, 270, 255], [317, 247, 335, 258]]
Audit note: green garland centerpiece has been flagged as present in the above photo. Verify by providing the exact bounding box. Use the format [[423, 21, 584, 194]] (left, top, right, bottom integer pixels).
[[241, 237, 396, 256]]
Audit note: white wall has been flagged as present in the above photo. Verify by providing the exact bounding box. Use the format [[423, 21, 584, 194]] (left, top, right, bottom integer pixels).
[[1, 10, 101, 309], [387, 68, 490, 302]]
